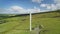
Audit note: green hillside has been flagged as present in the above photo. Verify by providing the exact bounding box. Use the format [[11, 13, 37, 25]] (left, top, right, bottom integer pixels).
[[0, 10, 60, 34]]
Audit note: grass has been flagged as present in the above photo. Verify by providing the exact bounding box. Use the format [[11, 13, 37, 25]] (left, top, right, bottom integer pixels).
[[0, 10, 60, 34], [0, 16, 30, 34]]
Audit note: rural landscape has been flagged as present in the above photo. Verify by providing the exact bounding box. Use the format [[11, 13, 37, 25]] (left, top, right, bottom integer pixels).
[[0, 10, 60, 34], [0, 0, 60, 34]]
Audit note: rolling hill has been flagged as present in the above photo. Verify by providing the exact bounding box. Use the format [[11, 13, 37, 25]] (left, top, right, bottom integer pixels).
[[0, 10, 60, 34]]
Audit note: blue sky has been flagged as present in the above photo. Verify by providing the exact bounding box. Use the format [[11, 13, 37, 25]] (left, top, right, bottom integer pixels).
[[0, 0, 60, 14], [0, 0, 54, 8], [0, 0, 33, 8]]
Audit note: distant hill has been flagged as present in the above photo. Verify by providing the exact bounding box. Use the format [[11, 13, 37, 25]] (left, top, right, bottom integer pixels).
[[0, 10, 60, 18], [15, 10, 60, 18], [32, 10, 60, 18]]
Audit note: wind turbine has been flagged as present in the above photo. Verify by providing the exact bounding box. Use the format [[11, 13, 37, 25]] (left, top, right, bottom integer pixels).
[[30, 11, 32, 31], [29, 6, 37, 31]]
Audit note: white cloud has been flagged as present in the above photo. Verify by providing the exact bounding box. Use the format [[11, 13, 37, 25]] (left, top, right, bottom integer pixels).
[[40, 4, 58, 11], [0, 6, 41, 14], [8, 6, 28, 14], [51, 4, 57, 10], [46, 6, 51, 9], [0, 6, 27, 14], [40, 4, 46, 7], [10, 6, 23, 11], [27, 7, 41, 13], [54, 0, 60, 3], [40, 4, 51, 9], [46, 4, 56, 10], [54, 0, 60, 9], [39, 0, 60, 11], [56, 4, 60, 9], [32, 0, 43, 3]]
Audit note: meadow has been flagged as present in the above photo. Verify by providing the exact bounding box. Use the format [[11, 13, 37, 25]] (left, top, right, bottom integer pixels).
[[0, 10, 60, 34]]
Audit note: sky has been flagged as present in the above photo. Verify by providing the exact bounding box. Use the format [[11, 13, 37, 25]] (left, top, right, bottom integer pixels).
[[0, 0, 60, 14]]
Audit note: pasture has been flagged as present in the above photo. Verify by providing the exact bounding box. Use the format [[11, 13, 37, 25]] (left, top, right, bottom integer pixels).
[[0, 10, 60, 34]]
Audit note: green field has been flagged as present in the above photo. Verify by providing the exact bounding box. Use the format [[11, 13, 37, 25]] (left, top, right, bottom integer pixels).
[[0, 10, 60, 34]]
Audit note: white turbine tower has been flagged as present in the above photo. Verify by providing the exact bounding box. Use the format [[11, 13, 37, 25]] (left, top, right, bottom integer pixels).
[[30, 6, 38, 31], [30, 11, 32, 31]]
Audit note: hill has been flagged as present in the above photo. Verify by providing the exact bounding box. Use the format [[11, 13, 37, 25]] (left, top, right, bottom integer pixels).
[[0, 10, 60, 34]]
